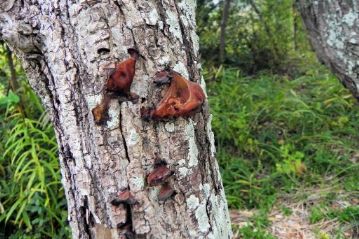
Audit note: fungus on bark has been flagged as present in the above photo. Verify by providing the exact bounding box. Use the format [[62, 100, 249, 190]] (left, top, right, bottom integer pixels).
[[141, 69, 205, 120], [110, 189, 137, 206], [147, 165, 174, 187], [158, 183, 175, 201], [105, 48, 140, 101], [92, 94, 111, 124], [92, 48, 140, 124]]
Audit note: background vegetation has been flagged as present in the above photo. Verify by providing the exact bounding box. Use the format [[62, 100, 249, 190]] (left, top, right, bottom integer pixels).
[[0, 0, 358, 238]]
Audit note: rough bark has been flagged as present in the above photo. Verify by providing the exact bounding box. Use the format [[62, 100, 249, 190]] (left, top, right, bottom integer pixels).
[[0, 1, 232, 238], [297, 0, 359, 100]]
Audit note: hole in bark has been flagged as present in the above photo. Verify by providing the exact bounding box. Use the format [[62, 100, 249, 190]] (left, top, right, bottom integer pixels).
[[117, 204, 135, 239], [80, 197, 92, 238], [97, 48, 111, 55]]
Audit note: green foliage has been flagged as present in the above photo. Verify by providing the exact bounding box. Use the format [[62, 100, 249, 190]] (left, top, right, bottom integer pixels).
[[238, 225, 277, 239], [235, 211, 277, 239], [310, 204, 359, 225], [0, 56, 69, 238], [207, 66, 359, 211], [0, 91, 20, 107], [197, 0, 312, 74]]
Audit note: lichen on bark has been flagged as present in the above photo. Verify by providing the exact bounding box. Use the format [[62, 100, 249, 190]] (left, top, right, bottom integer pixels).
[[297, 0, 359, 99]]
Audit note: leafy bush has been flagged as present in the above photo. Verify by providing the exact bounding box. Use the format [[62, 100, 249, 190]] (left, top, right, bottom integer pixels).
[[0, 84, 70, 238], [206, 66, 359, 209]]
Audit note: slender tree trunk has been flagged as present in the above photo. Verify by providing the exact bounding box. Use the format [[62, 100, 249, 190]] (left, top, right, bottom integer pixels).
[[220, 0, 231, 63], [296, 0, 359, 100], [292, 4, 298, 51], [0, 1, 232, 238], [248, 0, 280, 65]]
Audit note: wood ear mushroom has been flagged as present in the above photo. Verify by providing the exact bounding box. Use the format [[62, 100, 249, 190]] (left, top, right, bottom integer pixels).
[[111, 189, 137, 206], [92, 95, 111, 124], [141, 69, 205, 120], [105, 48, 139, 102], [147, 165, 174, 186], [158, 183, 175, 201], [92, 48, 140, 125]]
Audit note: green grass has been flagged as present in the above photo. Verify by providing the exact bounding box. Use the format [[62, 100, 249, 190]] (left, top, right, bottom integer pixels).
[[206, 65, 359, 237]]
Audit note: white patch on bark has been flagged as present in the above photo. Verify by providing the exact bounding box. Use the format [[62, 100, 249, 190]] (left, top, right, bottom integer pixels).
[[191, 30, 200, 56], [343, 10, 358, 27], [86, 94, 102, 110], [0, 0, 15, 11], [132, 74, 149, 98], [158, 20, 164, 30], [165, 10, 182, 41], [186, 195, 199, 209], [106, 100, 120, 130], [203, 183, 211, 197], [207, 191, 233, 239], [178, 167, 189, 177], [76, 171, 91, 196], [145, 8, 159, 26], [122, 1, 144, 28], [148, 187, 160, 201], [165, 122, 175, 132], [326, 19, 344, 49], [185, 120, 199, 167], [128, 128, 139, 146], [157, 55, 172, 67], [206, 114, 216, 157], [349, 32, 358, 44], [173, 62, 189, 79], [129, 176, 145, 191], [195, 204, 210, 233]]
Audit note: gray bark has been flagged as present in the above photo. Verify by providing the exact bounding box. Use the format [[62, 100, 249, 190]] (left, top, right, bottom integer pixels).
[[0, 1, 232, 238], [297, 0, 359, 100]]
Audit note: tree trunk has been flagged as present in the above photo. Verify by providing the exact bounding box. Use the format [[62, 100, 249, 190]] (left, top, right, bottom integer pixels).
[[219, 0, 231, 63], [0, 1, 232, 238], [296, 0, 359, 100], [292, 4, 298, 51]]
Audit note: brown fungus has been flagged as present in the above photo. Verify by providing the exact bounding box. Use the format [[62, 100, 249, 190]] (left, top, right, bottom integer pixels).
[[92, 48, 140, 125], [92, 95, 111, 124], [105, 48, 139, 101], [158, 183, 175, 201], [110, 189, 137, 206], [147, 165, 174, 187], [141, 69, 205, 120]]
